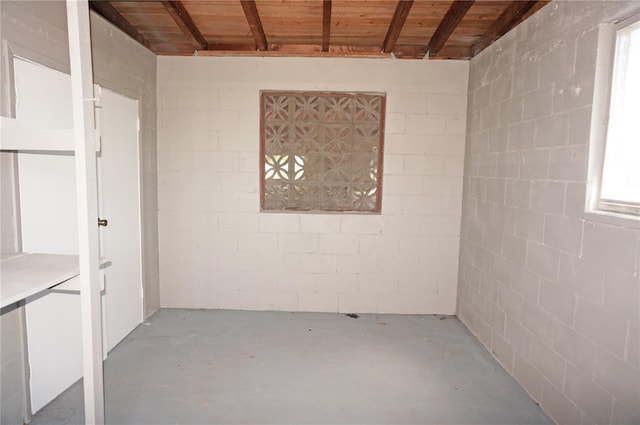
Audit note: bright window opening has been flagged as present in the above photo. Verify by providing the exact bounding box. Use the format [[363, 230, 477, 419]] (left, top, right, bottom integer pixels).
[[599, 17, 640, 215]]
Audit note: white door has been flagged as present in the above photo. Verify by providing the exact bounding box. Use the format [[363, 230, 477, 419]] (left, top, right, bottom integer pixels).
[[98, 88, 143, 352], [14, 58, 143, 412]]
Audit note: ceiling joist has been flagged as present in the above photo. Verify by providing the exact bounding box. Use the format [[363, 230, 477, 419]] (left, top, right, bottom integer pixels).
[[427, 0, 475, 57], [322, 0, 332, 53], [472, 0, 538, 56], [197, 44, 389, 58], [240, 0, 268, 51], [161, 1, 208, 51], [89, 0, 549, 60], [382, 0, 414, 54], [89, 0, 149, 48]]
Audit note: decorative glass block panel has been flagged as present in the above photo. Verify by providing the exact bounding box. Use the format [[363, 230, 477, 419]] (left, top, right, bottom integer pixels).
[[260, 91, 385, 213]]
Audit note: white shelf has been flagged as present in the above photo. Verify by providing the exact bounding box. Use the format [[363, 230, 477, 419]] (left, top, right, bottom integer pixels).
[[52, 268, 107, 293], [0, 253, 109, 309]]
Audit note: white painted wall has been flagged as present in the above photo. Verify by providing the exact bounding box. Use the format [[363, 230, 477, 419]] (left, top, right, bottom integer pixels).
[[458, 2, 640, 424], [157, 57, 468, 314], [12, 56, 85, 414], [0, 151, 26, 425]]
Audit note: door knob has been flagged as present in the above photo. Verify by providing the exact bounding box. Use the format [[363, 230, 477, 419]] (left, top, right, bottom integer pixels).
[[98, 218, 108, 227]]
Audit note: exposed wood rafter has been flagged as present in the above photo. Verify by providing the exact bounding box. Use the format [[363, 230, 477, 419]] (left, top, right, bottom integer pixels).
[[86, 0, 548, 60], [472, 0, 538, 56], [382, 0, 414, 54], [427, 0, 475, 57], [322, 0, 332, 52], [203, 43, 257, 52], [240, 0, 268, 51], [197, 44, 389, 58], [89, 0, 149, 48], [161, 1, 208, 50]]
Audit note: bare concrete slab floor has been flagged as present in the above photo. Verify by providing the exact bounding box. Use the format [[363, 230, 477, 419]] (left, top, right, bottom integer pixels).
[[30, 309, 552, 424]]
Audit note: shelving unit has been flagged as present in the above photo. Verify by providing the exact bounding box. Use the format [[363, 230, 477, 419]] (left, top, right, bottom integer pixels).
[[0, 253, 110, 309], [0, 0, 105, 423], [1, 253, 87, 308]]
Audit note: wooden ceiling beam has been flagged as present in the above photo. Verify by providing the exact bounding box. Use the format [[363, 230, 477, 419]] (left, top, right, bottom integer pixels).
[[427, 0, 474, 57], [202, 43, 258, 52], [196, 44, 389, 58], [90, 0, 546, 60], [382, 0, 414, 54], [240, 0, 268, 51], [89, 0, 149, 48], [161, 1, 208, 50], [322, 0, 332, 52], [472, 0, 538, 56]]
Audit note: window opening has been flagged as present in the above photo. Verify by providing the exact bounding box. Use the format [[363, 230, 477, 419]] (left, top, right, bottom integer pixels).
[[260, 91, 385, 213], [598, 15, 640, 216]]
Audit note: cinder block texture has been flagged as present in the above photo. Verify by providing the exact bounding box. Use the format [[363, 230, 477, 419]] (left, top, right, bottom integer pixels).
[[157, 57, 469, 314], [458, 2, 640, 425]]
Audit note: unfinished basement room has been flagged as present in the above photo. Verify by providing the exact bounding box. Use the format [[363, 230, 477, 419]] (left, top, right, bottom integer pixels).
[[0, 0, 639, 424]]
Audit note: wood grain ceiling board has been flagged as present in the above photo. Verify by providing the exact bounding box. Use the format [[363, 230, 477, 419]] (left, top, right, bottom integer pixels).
[[110, 1, 190, 48], [91, 0, 550, 59], [161, 1, 208, 50], [439, 1, 508, 54], [394, 0, 454, 47], [382, 0, 415, 53], [328, 0, 398, 47], [256, 0, 323, 45], [183, 0, 254, 45]]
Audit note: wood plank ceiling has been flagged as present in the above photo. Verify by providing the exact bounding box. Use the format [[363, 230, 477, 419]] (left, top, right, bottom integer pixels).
[[89, 0, 549, 59]]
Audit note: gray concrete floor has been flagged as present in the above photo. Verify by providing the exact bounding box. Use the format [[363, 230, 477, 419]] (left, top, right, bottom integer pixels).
[[31, 309, 552, 424]]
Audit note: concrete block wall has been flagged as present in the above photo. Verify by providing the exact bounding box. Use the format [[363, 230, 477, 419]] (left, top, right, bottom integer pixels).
[[157, 57, 468, 314], [458, 2, 640, 424]]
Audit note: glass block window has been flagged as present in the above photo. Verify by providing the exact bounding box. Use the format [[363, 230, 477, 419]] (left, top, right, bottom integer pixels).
[[260, 91, 385, 213]]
